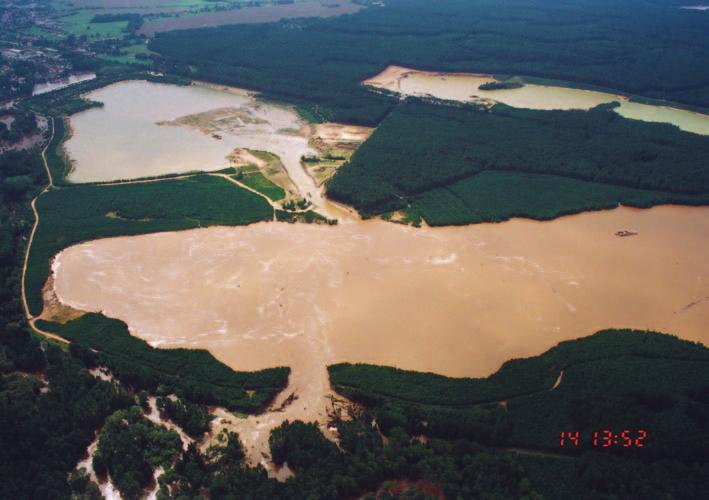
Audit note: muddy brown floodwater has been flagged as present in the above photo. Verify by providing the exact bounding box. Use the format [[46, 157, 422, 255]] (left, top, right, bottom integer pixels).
[[52, 205, 708, 464]]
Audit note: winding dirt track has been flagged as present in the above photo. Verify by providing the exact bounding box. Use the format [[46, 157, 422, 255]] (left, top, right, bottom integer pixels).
[[20, 117, 70, 344]]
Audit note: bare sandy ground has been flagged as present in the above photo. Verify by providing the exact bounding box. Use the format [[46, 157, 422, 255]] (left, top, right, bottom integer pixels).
[[310, 122, 373, 146], [363, 65, 493, 92], [51, 205, 708, 464], [305, 122, 374, 185]]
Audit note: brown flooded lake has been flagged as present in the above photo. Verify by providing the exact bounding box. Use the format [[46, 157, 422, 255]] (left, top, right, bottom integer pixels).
[[53, 78, 708, 465], [63, 80, 342, 215], [52, 205, 709, 461], [365, 66, 709, 135]]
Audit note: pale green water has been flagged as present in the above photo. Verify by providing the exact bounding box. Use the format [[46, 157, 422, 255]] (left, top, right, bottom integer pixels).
[[615, 101, 709, 135], [370, 67, 709, 135]]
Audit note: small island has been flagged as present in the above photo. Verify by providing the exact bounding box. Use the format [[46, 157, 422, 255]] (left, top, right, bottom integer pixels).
[[478, 80, 525, 91]]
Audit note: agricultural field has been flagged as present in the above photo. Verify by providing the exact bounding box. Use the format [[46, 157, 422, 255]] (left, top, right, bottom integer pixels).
[[138, 0, 362, 36], [58, 13, 129, 40], [327, 101, 709, 224], [25, 175, 273, 316]]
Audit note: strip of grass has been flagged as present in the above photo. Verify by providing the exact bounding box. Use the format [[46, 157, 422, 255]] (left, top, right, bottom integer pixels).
[[26, 175, 273, 316], [38, 313, 289, 412], [234, 170, 285, 202], [44, 117, 70, 183], [59, 13, 128, 39]]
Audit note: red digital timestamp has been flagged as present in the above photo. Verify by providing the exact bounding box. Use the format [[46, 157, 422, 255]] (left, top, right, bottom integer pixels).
[[559, 429, 647, 448]]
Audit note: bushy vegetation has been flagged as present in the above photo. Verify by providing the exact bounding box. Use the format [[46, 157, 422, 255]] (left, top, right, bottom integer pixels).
[[329, 329, 709, 498], [157, 395, 213, 438], [151, 0, 709, 124], [38, 313, 289, 412], [158, 417, 543, 498], [0, 150, 45, 323], [25, 175, 273, 316], [275, 209, 336, 225], [93, 406, 181, 499], [0, 339, 132, 499], [0, 109, 37, 143], [327, 101, 709, 223], [478, 81, 524, 91]]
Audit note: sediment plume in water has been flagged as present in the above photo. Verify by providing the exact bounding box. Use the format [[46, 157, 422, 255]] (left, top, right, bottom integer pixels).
[[51, 205, 708, 464]]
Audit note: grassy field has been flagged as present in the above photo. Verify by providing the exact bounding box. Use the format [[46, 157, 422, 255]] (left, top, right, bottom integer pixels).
[[44, 117, 70, 183], [59, 13, 128, 39], [233, 167, 286, 202], [100, 43, 154, 66], [26, 175, 273, 316], [327, 101, 709, 224], [38, 313, 289, 412]]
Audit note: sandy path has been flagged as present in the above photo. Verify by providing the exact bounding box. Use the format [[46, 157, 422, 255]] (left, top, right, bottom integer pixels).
[[20, 116, 72, 345]]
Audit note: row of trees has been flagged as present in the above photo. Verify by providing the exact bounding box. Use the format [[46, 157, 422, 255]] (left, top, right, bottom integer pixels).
[[327, 100, 709, 222], [0, 110, 37, 143], [150, 0, 709, 126]]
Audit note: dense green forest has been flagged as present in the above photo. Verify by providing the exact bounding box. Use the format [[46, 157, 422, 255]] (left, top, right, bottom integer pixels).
[[327, 100, 709, 223], [38, 314, 288, 412], [92, 407, 182, 498], [25, 175, 273, 316], [329, 329, 709, 498], [0, 109, 37, 143], [2, 1, 709, 497], [150, 0, 709, 124], [0, 150, 45, 322], [0, 148, 134, 498], [157, 395, 213, 438]]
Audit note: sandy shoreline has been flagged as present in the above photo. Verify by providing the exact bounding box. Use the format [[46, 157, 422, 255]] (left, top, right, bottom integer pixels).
[[364, 65, 709, 134]]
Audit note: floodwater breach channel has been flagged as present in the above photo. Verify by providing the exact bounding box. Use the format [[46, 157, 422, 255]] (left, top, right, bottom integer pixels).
[[50, 206, 709, 464], [29, 78, 709, 466]]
